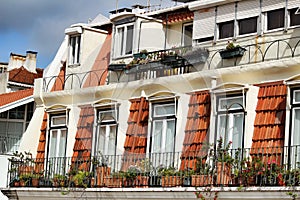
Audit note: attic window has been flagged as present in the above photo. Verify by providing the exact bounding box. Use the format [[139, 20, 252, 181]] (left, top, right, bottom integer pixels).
[[68, 35, 81, 66]]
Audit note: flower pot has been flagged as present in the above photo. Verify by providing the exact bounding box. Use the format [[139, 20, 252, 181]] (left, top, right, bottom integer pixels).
[[216, 162, 231, 185], [108, 64, 126, 71], [96, 166, 111, 187], [104, 176, 123, 188], [191, 175, 212, 187], [161, 176, 182, 187], [219, 47, 246, 59], [136, 175, 149, 188], [31, 178, 39, 187]]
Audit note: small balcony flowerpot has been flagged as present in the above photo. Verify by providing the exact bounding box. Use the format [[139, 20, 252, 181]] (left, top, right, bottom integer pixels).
[[104, 176, 123, 188], [219, 47, 246, 59], [161, 176, 182, 187], [215, 162, 231, 185], [191, 175, 212, 187], [108, 63, 127, 71], [96, 166, 111, 187], [136, 175, 149, 188]]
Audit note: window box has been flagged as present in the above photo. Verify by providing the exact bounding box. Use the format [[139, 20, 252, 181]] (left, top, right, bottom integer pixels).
[[219, 46, 246, 59], [191, 175, 212, 187], [108, 63, 127, 71]]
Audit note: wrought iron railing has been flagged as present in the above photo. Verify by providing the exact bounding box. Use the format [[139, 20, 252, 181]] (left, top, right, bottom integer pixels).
[[42, 36, 300, 92], [7, 145, 300, 188]]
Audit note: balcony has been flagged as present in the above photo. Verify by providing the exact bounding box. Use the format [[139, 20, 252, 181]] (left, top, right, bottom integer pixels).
[[0, 135, 21, 154], [42, 36, 300, 92], [6, 146, 300, 189]]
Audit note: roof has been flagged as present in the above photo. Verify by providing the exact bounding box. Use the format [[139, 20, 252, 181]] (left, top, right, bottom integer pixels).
[[0, 88, 33, 107], [9, 66, 43, 85]]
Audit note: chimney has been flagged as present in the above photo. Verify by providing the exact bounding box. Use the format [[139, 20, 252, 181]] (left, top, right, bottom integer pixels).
[[8, 53, 26, 71], [24, 51, 37, 73]]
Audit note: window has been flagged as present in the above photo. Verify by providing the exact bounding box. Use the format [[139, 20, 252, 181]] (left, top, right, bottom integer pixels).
[[115, 24, 134, 57], [69, 35, 81, 65], [151, 102, 176, 155], [0, 102, 34, 153], [219, 21, 234, 39], [267, 8, 285, 30], [216, 94, 245, 150], [290, 8, 300, 27], [238, 17, 258, 35], [48, 113, 67, 158], [95, 108, 118, 156], [182, 23, 193, 46], [290, 89, 300, 167]]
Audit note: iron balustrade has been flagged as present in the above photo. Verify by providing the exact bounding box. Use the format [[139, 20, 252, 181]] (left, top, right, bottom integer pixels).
[[7, 145, 300, 188], [42, 36, 300, 92]]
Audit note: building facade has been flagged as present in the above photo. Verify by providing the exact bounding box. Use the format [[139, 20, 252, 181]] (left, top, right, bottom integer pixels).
[[3, 0, 300, 199]]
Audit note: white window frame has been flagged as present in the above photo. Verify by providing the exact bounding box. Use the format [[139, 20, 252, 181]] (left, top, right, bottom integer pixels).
[[237, 16, 258, 36], [68, 34, 81, 66], [290, 89, 300, 168], [182, 22, 193, 46], [264, 8, 285, 32], [114, 23, 134, 58]]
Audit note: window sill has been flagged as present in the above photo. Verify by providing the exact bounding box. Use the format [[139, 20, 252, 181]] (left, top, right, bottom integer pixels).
[[68, 63, 81, 68]]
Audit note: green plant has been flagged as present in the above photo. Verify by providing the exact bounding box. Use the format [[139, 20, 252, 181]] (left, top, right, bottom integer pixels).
[[158, 166, 178, 176], [216, 136, 234, 165], [125, 165, 141, 180], [137, 158, 153, 176], [72, 170, 92, 188], [225, 41, 240, 50]]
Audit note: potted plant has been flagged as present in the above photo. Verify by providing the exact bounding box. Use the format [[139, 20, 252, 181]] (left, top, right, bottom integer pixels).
[[72, 170, 93, 188], [19, 174, 31, 187], [192, 160, 212, 187], [136, 159, 152, 187], [215, 137, 234, 185], [31, 173, 43, 187], [159, 166, 182, 187], [219, 41, 246, 59], [53, 174, 67, 187], [133, 49, 148, 60], [105, 171, 125, 188], [93, 152, 111, 187], [124, 165, 141, 187]]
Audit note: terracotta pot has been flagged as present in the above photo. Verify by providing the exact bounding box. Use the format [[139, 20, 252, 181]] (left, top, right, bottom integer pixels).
[[31, 178, 39, 187], [216, 162, 231, 185], [161, 176, 182, 187], [104, 176, 123, 188], [191, 175, 212, 187], [96, 167, 111, 187]]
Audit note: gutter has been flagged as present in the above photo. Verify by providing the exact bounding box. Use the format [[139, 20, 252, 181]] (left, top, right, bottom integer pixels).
[[0, 96, 33, 113], [189, 0, 240, 11]]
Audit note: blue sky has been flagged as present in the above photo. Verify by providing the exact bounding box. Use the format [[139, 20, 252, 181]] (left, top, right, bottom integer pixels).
[[0, 0, 176, 69]]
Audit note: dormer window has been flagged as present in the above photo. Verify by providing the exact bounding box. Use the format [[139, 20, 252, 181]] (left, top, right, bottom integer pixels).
[[69, 35, 81, 66]]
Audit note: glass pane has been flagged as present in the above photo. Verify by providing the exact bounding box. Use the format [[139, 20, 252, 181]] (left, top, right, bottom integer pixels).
[[231, 113, 243, 149], [267, 8, 284, 30], [76, 36, 81, 63], [52, 115, 66, 126], [9, 105, 25, 119], [70, 36, 76, 63], [217, 115, 226, 146], [98, 109, 116, 122], [219, 21, 234, 39], [58, 130, 67, 157], [239, 17, 257, 35], [294, 90, 300, 103], [0, 121, 6, 135], [7, 122, 23, 136], [108, 125, 117, 156], [152, 121, 163, 153], [117, 27, 125, 55], [0, 111, 8, 119], [125, 25, 133, 55], [219, 96, 243, 111], [290, 8, 300, 26], [49, 130, 58, 158], [183, 24, 193, 46], [154, 104, 175, 117], [26, 102, 35, 121], [293, 109, 300, 145], [98, 127, 106, 154], [165, 120, 175, 153]]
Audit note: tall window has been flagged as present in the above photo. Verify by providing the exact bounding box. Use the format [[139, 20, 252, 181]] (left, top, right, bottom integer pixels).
[[115, 24, 134, 57], [69, 35, 81, 65], [95, 108, 118, 156], [267, 8, 285, 30], [216, 94, 245, 150], [290, 89, 300, 168], [218, 21, 234, 39], [0, 102, 34, 153], [151, 102, 176, 154], [182, 23, 193, 46], [238, 17, 258, 35], [48, 113, 67, 158]]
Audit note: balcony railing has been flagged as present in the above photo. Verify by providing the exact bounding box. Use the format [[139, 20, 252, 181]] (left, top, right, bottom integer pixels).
[[42, 36, 300, 92], [7, 145, 300, 188], [0, 135, 21, 154]]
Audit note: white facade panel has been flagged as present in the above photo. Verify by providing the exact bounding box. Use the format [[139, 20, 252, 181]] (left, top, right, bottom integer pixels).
[[193, 8, 215, 39], [216, 3, 235, 23], [288, 0, 300, 9], [262, 0, 285, 12], [237, 0, 260, 19]]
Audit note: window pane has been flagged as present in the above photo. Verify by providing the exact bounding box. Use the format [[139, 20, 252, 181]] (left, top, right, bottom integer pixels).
[[117, 27, 125, 56], [183, 24, 193, 46], [26, 102, 35, 121], [165, 120, 175, 153], [217, 115, 226, 144], [49, 130, 58, 158], [76, 36, 81, 63], [293, 109, 300, 145], [290, 8, 300, 26], [108, 126, 117, 156], [154, 104, 175, 116], [219, 96, 243, 111], [98, 127, 106, 154], [58, 130, 67, 157], [231, 113, 243, 149], [0, 111, 8, 119], [267, 8, 284, 30], [7, 122, 23, 136], [219, 21, 234, 39], [9, 105, 25, 119], [239, 17, 257, 35], [152, 121, 163, 153], [52, 115, 66, 126], [295, 90, 300, 103], [125, 25, 133, 55], [98, 110, 116, 123]]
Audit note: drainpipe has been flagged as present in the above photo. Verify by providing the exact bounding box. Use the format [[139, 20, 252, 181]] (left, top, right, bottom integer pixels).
[[164, 14, 168, 50]]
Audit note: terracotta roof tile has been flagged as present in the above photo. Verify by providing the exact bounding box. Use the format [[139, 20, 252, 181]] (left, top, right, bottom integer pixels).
[[180, 91, 211, 170], [8, 66, 43, 85], [0, 88, 33, 107], [51, 64, 66, 92], [163, 11, 194, 24], [251, 82, 286, 163], [35, 113, 47, 172]]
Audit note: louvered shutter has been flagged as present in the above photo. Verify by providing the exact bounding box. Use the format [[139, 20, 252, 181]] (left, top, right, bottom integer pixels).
[[216, 3, 235, 23], [237, 0, 260, 19], [288, 0, 300, 9], [193, 8, 215, 39], [262, 0, 285, 12]]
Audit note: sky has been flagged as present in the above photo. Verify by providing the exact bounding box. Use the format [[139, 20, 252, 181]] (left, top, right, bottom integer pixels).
[[0, 0, 177, 69]]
